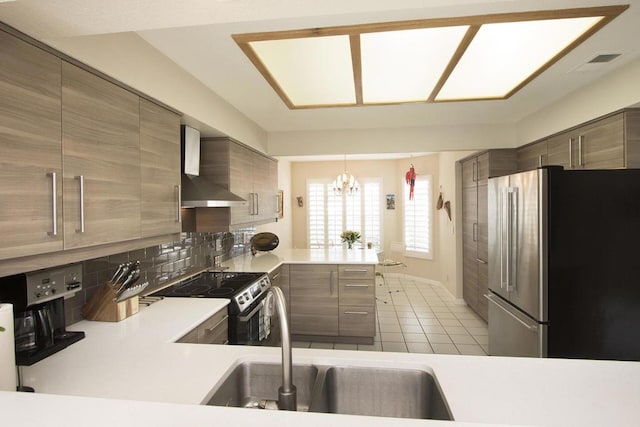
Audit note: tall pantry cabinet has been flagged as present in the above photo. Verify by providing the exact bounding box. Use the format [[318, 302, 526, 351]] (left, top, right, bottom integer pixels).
[[461, 150, 516, 320]]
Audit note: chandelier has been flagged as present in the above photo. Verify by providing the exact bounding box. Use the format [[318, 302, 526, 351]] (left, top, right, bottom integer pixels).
[[332, 155, 360, 195]]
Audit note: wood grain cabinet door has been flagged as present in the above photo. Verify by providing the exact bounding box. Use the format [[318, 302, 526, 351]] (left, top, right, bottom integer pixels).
[[140, 99, 181, 237], [517, 141, 548, 172], [290, 264, 339, 336], [0, 31, 63, 259], [253, 155, 278, 223], [61, 62, 141, 249], [547, 132, 577, 169], [462, 186, 479, 312], [228, 141, 254, 226], [576, 114, 624, 169]]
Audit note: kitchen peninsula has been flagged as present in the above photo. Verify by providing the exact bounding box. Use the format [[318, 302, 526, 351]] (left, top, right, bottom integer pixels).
[[1, 248, 638, 427]]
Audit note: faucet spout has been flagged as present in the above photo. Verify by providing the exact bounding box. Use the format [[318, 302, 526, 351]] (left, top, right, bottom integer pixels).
[[265, 286, 297, 411]]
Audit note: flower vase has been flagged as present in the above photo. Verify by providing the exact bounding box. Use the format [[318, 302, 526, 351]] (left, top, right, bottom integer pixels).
[[347, 242, 353, 249]]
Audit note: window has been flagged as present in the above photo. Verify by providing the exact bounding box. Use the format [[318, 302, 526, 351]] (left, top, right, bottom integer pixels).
[[308, 179, 381, 249], [403, 175, 432, 259]]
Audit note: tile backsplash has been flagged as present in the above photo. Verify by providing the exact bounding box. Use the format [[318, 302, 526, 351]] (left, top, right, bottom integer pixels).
[[64, 229, 256, 326]]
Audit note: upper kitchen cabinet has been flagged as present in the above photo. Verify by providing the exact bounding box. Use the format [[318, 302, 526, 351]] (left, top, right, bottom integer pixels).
[[61, 62, 141, 249], [140, 99, 181, 237], [228, 141, 278, 226], [0, 30, 63, 260], [463, 150, 515, 188], [528, 110, 640, 172], [195, 137, 278, 230], [517, 140, 548, 171]]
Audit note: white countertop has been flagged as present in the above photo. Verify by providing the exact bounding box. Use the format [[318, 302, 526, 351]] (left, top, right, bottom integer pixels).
[[3, 297, 639, 427], [220, 247, 379, 273]]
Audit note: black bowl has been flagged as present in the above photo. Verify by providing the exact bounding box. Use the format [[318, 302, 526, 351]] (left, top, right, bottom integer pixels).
[[250, 232, 279, 252]]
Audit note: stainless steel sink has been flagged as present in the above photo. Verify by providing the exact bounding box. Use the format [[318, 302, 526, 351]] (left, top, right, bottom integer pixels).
[[310, 366, 452, 420], [206, 362, 452, 420], [206, 362, 318, 412]]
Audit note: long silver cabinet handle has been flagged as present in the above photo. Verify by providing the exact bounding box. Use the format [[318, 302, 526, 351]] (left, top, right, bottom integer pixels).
[[76, 175, 85, 233], [475, 258, 487, 264], [473, 222, 477, 242], [345, 283, 369, 288], [538, 154, 544, 167], [329, 270, 334, 294], [47, 172, 58, 236], [484, 294, 538, 331], [343, 269, 369, 273], [568, 138, 574, 169], [176, 185, 182, 223], [205, 315, 229, 332], [344, 311, 369, 315], [578, 135, 584, 167], [253, 193, 259, 215]]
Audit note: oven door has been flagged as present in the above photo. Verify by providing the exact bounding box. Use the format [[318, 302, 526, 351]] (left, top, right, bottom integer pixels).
[[229, 296, 280, 346]]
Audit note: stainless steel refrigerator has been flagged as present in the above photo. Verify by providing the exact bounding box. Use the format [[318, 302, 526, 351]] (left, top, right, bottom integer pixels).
[[487, 166, 640, 361]]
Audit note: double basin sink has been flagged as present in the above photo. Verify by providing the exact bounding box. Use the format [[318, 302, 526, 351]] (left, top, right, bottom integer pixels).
[[206, 362, 452, 420]]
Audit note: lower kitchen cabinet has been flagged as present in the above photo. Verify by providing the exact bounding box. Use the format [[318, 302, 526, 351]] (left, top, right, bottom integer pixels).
[[290, 264, 339, 337], [289, 263, 375, 340], [176, 307, 229, 345], [338, 265, 375, 338]]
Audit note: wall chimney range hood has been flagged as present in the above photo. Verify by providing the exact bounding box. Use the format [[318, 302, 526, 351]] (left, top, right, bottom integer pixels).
[[180, 125, 248, 208]]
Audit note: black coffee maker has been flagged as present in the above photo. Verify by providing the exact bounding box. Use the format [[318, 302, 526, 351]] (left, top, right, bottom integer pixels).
[[0, 263, 85, 368]]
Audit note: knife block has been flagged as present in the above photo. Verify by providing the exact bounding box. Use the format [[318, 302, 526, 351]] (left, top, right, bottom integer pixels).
[[82, 283, 139, 322]]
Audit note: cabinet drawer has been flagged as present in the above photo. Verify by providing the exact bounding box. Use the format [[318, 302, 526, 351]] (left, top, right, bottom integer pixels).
[[198, 308, 229, 344], [339, 305, 375, 337], [338, 265, 375, 279], [339, 280, 374, 306], [198, 316, 228, 345], [176, 328, 199, 344]]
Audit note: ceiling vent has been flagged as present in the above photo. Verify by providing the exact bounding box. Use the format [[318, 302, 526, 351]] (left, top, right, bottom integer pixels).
[[572, 53, 621, 72], [588, 53, 621, 63]]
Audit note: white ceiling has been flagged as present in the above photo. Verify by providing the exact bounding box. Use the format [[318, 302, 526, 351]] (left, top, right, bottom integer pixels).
[[1, 0, 639, 136]]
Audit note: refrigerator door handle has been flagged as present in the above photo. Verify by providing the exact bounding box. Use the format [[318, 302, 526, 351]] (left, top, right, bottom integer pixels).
[[507, 187, 518, 292], [499, 189, 506, 290], [485, 294, 537, 331]]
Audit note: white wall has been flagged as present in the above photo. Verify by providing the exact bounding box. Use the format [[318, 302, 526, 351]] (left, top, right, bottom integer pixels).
[[47, 32, 268, 152], [268, 123, 517, 157], [517, 58, 640, 145]]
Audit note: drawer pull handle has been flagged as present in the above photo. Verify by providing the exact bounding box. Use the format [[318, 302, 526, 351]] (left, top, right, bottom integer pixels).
[[475, 258, 487, 265], [344, 269, 369, 273], [345, 284, 369, 288], [206, 315, 229, 331], [344, 311, 369, 315]]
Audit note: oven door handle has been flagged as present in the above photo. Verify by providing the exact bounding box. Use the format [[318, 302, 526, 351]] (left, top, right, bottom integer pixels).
[[237, 299, 266, 322]]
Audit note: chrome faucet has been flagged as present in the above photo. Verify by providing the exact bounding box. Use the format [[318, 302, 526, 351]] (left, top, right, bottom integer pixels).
[[263, 286, 297, 411]]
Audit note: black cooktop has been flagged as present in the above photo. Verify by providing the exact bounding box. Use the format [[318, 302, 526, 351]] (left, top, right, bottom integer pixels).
[[151, 272, 264, 298]]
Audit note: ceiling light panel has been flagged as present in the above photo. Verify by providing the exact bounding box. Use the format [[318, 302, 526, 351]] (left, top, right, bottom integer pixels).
[[360, 26, 469, 103], [249, 35, 355, 106], [436, 16, 604, 100]]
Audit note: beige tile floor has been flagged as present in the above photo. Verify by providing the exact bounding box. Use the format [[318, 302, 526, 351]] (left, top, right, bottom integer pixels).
[[293, 273, 488, 355]]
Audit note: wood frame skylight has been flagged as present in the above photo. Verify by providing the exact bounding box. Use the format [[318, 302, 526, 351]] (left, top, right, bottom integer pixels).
[[232, 6, 628, 109]]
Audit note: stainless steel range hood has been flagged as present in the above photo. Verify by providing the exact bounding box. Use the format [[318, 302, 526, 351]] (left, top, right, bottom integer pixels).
[[180, 125, 248, 208]]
